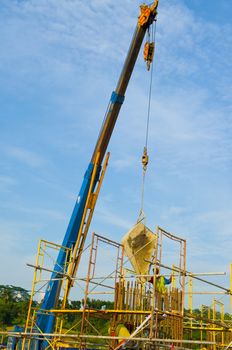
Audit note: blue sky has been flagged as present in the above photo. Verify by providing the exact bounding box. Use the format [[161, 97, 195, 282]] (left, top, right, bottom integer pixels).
[[0, 0, 232, 309]]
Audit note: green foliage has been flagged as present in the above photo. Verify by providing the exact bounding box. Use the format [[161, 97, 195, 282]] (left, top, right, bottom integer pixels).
[[0, 286, 30, 327], [84, 298, 114, 310], [61, 300, 82, 327], [0, 300, 16, 325], [61, 299, 113, 331], [0, 285, 30, 303], [0, 284, 114, 331], [0, 284, 231, 342]]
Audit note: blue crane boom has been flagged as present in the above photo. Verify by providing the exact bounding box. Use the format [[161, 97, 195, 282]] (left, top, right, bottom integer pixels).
[[34, 0, 159, 345]]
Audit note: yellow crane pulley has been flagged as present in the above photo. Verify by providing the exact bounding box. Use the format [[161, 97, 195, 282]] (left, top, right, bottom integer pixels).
[[142, 146, 149, 171]]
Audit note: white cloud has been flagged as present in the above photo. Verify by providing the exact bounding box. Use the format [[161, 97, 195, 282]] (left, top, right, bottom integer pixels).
[[110, 155, 137, 171], [20, 206, 67, 221], [95, 204, 133, 230], [6, 146, 45, 167], [0, 175, 17, 191]]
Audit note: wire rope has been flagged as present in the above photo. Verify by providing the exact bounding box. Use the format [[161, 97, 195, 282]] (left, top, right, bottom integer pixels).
[[138, 20, 157, 222]]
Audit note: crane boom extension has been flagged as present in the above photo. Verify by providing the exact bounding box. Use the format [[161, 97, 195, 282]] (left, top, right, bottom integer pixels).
[[35, 1, 159, 344]]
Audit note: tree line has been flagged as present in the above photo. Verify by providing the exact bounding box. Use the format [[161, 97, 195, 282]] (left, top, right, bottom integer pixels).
[[0, 284, 231, 330], [0, 285, 114, 329]]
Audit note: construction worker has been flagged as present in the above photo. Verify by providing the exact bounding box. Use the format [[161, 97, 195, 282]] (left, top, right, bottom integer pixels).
[[148, 267, 172, 288], [148, 267, 172, 310], [109, 323, 137, 349]]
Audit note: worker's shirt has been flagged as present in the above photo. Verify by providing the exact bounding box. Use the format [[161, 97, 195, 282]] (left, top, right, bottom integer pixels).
[[148, 275, 171, 285], [148, 275, 171, 293]]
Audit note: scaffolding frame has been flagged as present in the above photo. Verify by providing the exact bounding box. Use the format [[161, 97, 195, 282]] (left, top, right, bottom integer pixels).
[[4, 227, 232, 350], [185, 270, 232, 350]]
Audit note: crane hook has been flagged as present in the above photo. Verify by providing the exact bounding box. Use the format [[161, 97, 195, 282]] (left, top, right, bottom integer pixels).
[[142, 147, 149, 171]]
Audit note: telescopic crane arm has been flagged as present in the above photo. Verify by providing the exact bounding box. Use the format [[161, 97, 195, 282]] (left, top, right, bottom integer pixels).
[[35, 0, 159, 342], [92, 1, 159, 165]]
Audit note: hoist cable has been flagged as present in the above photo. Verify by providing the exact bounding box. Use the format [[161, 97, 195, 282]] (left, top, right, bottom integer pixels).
[[138, 20, 157, 222], [145, 20, 156, 149], [138, 169, 146, 223]]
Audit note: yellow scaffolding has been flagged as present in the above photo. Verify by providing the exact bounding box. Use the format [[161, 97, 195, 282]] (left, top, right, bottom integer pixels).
[[3, 229, 232, 350]]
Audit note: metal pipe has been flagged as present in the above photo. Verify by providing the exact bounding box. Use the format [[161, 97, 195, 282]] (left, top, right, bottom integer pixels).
[[26, 263, 70, 278], [88, 292, 114, 295], [1, 331, 216, 345], [185, 292, 226, 295], [184, 327, 230, 332], [188, 272, 226, 276], [145, 259, 231, 293], [75, 272, 226, 280]]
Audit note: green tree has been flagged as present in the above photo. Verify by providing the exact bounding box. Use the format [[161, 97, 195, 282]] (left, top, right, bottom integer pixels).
[[0, 285, 30, 327]]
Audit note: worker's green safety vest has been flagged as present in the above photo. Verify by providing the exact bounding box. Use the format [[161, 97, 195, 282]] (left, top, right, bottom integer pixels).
[[156, 276, 166, 294]]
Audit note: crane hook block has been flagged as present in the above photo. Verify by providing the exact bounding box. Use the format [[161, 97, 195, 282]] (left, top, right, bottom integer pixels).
[[142, 147, 149, 171], [144, 42, 155, 71]]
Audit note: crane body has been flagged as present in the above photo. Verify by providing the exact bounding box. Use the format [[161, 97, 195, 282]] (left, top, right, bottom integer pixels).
[[10, 2, 159, 348]]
